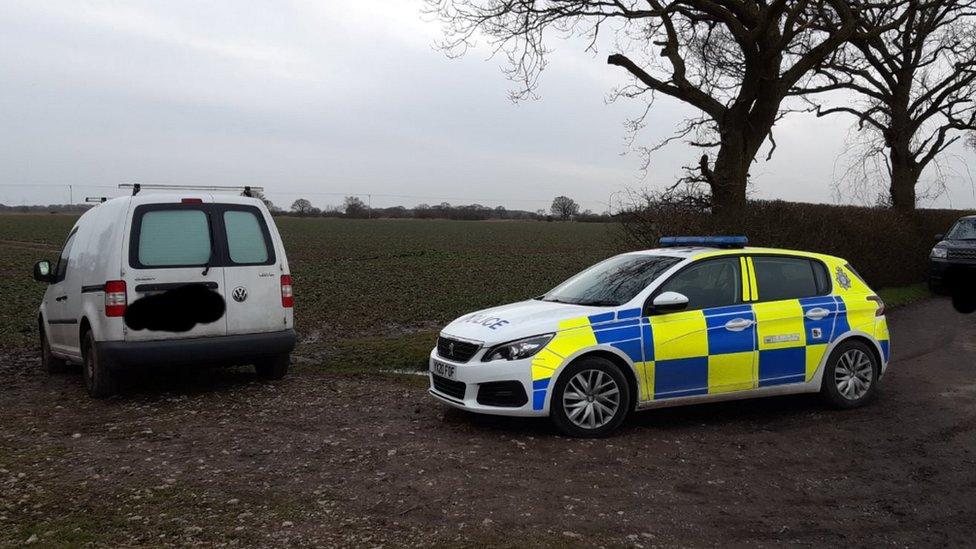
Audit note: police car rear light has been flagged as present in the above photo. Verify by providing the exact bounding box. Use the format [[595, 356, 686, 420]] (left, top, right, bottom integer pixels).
[[280, 275, 293, 308], [181, 198, 203, 204], [104, 280, 127, 317], [867, 295, 885, 317], [659, 236, 748, 249]]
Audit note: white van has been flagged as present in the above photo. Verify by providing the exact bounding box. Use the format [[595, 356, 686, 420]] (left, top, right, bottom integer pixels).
[[32, 185, 296, 397]]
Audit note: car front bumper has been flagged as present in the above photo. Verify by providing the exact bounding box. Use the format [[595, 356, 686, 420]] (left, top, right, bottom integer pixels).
[[98, 329, 297, 370], [427, 349, 547, 417]]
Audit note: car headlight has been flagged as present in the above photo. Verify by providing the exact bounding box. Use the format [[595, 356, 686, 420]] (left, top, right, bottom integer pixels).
[[482, 334, 554, 362], [931, 247, 948, 259]]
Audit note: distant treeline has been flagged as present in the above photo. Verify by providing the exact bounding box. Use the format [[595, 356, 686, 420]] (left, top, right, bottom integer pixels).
[[0, 203, 93, 213], [290, 203, 612, 222], [0, 201, 614, 222]]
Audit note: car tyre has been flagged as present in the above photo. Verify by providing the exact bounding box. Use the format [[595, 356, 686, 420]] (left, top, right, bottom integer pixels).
[[40, 324, 67, 374], [255, 354, 290, 381], [550, 356, 631, 438], [821, 339, 879, 409], [82, 330, 117, 398]]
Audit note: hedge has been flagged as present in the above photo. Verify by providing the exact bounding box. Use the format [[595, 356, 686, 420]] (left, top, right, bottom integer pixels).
[[620, 200, 971, 289]]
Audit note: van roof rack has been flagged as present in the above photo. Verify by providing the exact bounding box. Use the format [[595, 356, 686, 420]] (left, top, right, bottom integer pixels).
[[85, 197, 108, 203], [119, 184, 264, 197]]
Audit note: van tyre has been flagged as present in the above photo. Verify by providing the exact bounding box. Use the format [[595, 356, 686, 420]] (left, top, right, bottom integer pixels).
[[255, 354, 289, 381], [550, 357, 631, 438], [821, 340, 879, 409], [82, 330, 117, 398], [40, 324, 67, 374]]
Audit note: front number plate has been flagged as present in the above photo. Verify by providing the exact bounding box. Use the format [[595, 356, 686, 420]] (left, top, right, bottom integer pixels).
[[430, 360, 457, 380]]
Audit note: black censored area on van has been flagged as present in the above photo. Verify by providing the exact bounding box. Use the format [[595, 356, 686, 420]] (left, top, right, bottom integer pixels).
[[124, 284, 226, 332]]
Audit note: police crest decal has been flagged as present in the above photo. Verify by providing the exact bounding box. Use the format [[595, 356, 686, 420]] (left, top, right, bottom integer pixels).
[[835, 267, 851, 290]]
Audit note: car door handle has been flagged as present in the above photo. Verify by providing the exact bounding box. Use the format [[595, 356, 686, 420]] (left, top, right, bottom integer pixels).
[[724, 318, 754, 332], [805, 308, 830, 321], [55, 295, 68, 302]]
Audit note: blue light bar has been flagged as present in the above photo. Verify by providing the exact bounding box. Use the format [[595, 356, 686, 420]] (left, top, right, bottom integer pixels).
[[659, 236, 748, 249]]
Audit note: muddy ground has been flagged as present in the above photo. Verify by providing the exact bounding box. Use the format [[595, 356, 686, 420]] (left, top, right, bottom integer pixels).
[[2, 298, 975, 547]]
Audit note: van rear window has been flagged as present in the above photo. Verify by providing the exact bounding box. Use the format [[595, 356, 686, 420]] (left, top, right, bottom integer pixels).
[[224, 210, 269, 264], [130, 204, 275, 269], [138, 210, 211, 267]]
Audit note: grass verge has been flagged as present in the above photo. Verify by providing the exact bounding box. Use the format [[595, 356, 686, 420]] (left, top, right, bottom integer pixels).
[[294, 331, 436, 378], [877, 283, 932, 309]]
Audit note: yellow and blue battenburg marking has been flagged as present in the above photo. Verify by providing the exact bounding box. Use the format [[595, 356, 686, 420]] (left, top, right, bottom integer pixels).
[[528, 308, 643, 410], [755, 296, 839, 387], [876, 316, 890, 363], [529, 291, 879, 410]]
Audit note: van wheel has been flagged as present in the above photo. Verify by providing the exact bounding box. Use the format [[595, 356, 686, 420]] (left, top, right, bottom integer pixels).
[[550, 357, 631, 438], [40, 325, 67, 374], [82, 330, 117, 398], [255, 354, 289, 381], [821, 340, 878, 409]]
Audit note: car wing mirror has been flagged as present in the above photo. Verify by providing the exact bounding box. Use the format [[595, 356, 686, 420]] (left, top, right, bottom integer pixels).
[[935, 233, 944, 241], [32, 260, 53, 283], [649, 291, 690, 314]]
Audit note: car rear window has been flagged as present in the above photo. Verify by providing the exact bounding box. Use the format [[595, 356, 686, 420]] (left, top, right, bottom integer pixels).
[[224, 210, 269, 264], [138, 210, 211, 267], [752, 256, 827, 302]]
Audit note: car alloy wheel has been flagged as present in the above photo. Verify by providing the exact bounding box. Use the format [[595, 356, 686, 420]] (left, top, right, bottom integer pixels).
[[562, 369, 621, 430], [834, 348, 873, 400]]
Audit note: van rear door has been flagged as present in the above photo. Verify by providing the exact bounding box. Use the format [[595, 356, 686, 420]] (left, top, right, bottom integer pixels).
[[122, 203, 227, 341], [218, 206, 287, 335]]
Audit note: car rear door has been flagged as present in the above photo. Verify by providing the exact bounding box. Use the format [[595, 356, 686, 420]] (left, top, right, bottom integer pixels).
[[748, 255, 835, 387], [217, 205, 286, 335], [122, 202, 227, 341]]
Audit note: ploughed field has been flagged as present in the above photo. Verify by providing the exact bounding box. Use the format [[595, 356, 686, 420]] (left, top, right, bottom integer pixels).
[[2, 214, 975, 546], [1, 297, 975, 546], [0, 215, 621, 363]]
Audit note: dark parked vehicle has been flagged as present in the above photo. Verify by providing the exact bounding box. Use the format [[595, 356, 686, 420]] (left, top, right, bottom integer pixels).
[[929, 215, 976, 298]]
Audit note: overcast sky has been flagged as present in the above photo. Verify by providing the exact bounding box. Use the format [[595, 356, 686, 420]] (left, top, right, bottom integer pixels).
[[1, 0, 974, 212]]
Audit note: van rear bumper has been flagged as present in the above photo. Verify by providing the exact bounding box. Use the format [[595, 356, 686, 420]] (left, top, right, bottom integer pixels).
[[98, 330, 297, 369]]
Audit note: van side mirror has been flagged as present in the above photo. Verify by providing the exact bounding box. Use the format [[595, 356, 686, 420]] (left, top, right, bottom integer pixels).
[[648, 291, 690, 314], [33, 260, 54, 283]]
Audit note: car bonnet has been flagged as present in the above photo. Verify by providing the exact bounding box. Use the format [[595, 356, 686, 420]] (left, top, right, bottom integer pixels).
[[440, 299, 616, 345]]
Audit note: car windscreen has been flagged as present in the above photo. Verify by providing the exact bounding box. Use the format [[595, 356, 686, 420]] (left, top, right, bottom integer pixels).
[[540, 255, 681, 307], [947, 218, 976, 240]]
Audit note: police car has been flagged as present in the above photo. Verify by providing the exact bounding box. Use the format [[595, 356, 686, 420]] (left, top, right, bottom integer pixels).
[[429, 237, 890, 437]]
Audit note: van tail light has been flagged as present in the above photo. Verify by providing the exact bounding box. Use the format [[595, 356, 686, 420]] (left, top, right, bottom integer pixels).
[[280, 275, 293, 308], [105, 280, 127, 317], [867, 295, 885, 317]]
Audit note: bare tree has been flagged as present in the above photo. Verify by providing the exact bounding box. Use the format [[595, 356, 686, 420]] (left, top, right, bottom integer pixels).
[[427, 1, 858, 213], [344, 196, 369, 218], [290, 198, 314, 216], [550, 195, 580, 219], [801, 1, 976, 210], [251, 190, 279, 212]]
